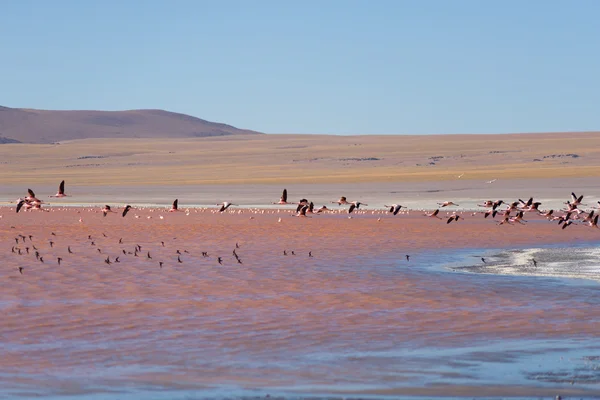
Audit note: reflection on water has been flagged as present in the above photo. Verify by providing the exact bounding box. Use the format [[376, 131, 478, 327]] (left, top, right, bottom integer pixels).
[[2, 210, 600, 398]]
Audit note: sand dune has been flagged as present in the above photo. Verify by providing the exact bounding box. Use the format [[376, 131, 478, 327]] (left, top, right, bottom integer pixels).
[[0, 132, 599, 186]]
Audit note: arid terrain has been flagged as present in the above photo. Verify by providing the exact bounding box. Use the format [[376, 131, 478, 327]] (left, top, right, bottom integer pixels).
[[1, 132, 599, 187]]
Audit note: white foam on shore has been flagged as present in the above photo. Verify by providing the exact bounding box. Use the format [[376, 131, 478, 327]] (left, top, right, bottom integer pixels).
[[456, 245, 600, 282]]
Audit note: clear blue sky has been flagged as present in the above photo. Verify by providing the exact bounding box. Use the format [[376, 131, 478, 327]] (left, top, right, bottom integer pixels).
[[1, 0, 599, 134]]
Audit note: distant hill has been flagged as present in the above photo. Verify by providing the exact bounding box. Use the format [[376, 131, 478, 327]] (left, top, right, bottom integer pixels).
[[0, 106, 262, 144]]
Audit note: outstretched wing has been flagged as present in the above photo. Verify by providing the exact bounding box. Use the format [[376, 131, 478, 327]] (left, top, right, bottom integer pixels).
[[348, 204, 356, 214], [122, 205, 131, 217], [58, 180, 65, 195], [28, 189, 35, 198], [281, 189, 287, 202], [173, 199, 178, 210], [16, 200, 24, 213]]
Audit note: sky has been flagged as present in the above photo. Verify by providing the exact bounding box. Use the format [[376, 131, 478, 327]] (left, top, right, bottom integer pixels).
[[1, 0, 599, 135]]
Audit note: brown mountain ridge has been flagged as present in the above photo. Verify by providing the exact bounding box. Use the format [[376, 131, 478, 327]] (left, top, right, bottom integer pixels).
[[0, 106, 262, 144]]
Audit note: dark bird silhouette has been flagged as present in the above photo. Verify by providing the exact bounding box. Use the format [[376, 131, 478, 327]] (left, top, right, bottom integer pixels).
[[115, 257, 120, 263], [49, 241, 54, 248], [18, 267, 24, 275], [68, 246, 73, 254], [425, 209, 442, 219], [406, 255, 410, 261], [386, 204, 403, 215], [57, 257, 62, 266], [159, 261, 163, 268], [348, 201, 367, 214], [122, 205, 132, 217], [147, 252, 152, 259], [294, 204, 309, 217], [274, 188, 288, 205], [178, 256, 182, 263], [532, 259, 537, 267], [218, 202, 234, 212], [102, 205, 113, 217], [218, 257, 223, 265], [481, 257, 486, 263], [447, 215, 462, 224], [50, 180, 68, 198], [105, 257, 111, 265], [562, 220, 574, 230], [309, 251, 313, 257]]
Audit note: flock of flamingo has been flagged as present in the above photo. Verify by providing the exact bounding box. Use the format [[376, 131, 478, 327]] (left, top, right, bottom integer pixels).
[[5, 181, 600, 275], [5, 180, 600, 230]]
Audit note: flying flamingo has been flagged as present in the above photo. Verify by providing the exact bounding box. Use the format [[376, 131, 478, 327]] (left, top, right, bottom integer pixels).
[[101, 205, 115, 217], [218, 202, 235, 212], [332, 196, 350, 205], [447, 214, 462, 224], [50, 180, 69, 198], [348, 201, 367, 214], [438, 201, 459, 207], [385, 204, 403, 215], [294, 204, 310, 217], [424, 209, 442, 219], [274, 189, 288, 205], [314, 205, 330, 213]]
